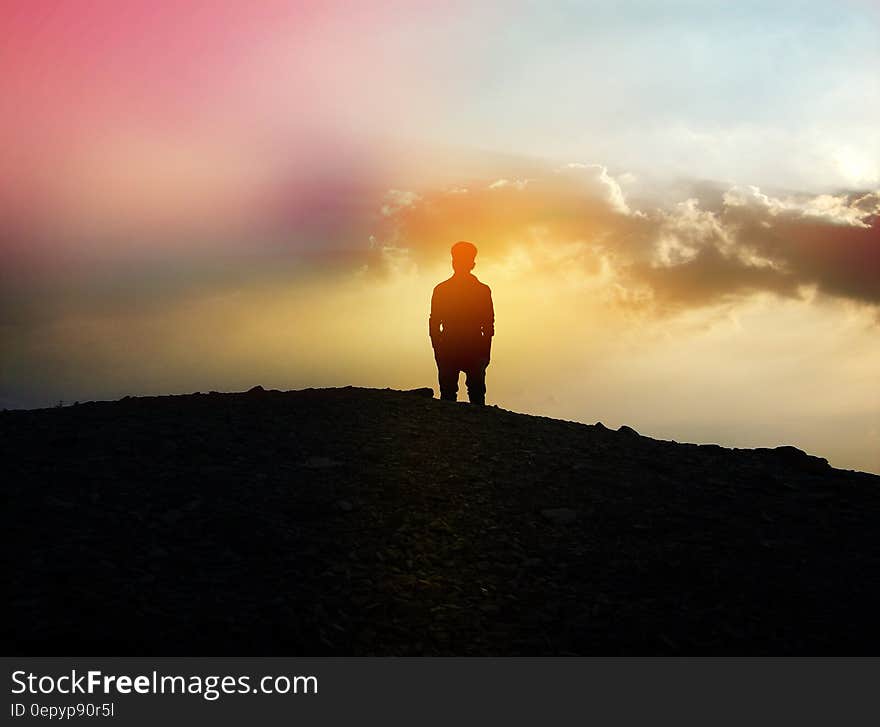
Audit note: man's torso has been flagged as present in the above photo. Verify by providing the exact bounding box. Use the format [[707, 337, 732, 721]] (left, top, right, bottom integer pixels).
[[431, 274, 492, 360]]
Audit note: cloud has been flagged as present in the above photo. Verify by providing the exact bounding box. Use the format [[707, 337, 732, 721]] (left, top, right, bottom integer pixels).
[[380, 189, 421, 217], [372, 164, 651, 265], [4, 156, 876, 335], [487, 178, 530, 191], [718, 187, 880, 305], [371, 162, 880, 311], [628, 245, 800, 308]]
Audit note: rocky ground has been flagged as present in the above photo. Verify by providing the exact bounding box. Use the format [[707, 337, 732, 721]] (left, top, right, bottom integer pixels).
[[5, 386, 880, 654]]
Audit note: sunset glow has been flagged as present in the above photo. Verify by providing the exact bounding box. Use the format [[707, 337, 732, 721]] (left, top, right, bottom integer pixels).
[[2, 1, 878, 473]]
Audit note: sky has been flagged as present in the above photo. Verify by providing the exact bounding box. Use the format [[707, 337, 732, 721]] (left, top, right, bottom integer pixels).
[[1, 0, 878, 473]]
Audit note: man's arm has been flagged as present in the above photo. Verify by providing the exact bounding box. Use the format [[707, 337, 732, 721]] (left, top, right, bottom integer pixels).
[[429, 287, 442, 348], [482, 287, 494, 360]]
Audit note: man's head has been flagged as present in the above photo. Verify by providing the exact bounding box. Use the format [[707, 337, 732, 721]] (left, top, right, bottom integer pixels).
[[451, 240, 477, 274]]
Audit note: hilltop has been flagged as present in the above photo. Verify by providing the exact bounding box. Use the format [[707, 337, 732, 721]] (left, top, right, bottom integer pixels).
[[5, 386, 880, 654]]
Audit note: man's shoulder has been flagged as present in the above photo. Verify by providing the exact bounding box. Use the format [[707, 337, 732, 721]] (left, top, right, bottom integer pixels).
[[433, 276, 455, 293], [472, 276, 492, 294], [433, 274, 491, 294]]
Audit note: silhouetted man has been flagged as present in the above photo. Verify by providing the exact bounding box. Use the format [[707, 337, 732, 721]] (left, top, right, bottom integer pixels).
[[430, 241, 494, 405]]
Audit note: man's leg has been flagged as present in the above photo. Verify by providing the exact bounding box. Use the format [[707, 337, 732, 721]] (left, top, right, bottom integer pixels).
[[464, 361, 487, 405], [437, 358, 460, 401]]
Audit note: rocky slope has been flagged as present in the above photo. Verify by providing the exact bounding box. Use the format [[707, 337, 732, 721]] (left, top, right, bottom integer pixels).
[[5, 386, 880, 654]]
